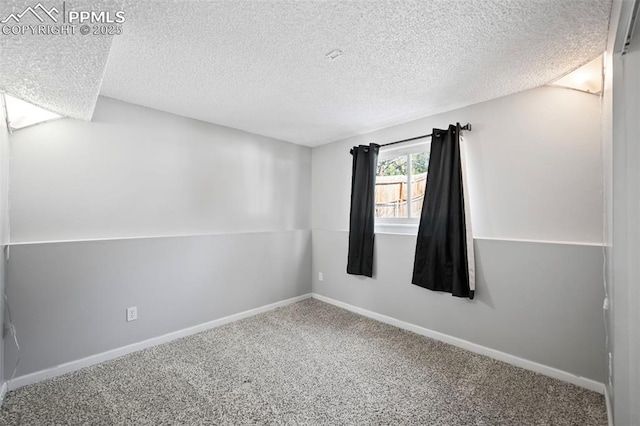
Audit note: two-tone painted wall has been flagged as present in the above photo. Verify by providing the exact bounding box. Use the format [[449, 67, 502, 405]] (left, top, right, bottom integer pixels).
[[0, 95, 10, 397], [4, 85, 607, 396], [5, 97, 312, 378], [311, 86, 606, 385]]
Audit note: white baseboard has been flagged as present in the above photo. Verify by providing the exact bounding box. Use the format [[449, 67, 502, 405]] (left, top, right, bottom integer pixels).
[[312, 293, 605, 394], [6, 292, 605, 397], [0, 382, 7, 406], [604, 386, 613, 426], [7, 293, 312, 391]]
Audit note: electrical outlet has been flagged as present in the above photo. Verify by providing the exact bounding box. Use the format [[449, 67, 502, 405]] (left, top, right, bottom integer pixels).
[[126, 306, 138, 322], [318, 272, 324, 282]]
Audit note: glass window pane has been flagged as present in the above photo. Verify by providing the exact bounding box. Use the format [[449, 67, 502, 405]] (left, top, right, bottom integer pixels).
[[375, 155, 408, 218], [410, 151, 429, 218]]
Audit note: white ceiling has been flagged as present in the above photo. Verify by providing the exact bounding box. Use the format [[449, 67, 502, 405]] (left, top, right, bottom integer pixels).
[[97, 0, 612, 146], [0, 0, 122, 120]]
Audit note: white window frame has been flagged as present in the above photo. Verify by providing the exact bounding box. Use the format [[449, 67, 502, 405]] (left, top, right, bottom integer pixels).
[[375, 140, 430, 234]]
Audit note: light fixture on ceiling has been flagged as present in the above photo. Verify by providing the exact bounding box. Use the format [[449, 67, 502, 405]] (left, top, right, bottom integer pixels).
[[325, 49, 344, 61], [2, 93, 63, 131], [549, 55, 603, 95]]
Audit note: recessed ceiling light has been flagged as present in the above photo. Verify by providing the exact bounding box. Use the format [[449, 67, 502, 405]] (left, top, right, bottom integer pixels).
[[325, 49, 344, 61]]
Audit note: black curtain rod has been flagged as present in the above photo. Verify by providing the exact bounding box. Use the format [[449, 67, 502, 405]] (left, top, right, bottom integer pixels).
[[379, 123, 472, 147]]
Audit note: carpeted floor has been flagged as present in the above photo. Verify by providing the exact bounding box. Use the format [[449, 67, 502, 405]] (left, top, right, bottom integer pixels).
[[0, 299, 606, 425]]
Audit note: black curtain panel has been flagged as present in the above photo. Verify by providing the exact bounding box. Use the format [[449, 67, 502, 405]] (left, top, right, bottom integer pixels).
[[412, 124, 474, 299], [347, 144, 380, 277]]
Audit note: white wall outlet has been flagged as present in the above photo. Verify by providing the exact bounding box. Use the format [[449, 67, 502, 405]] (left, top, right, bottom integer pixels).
[[126, 306, 138, 322], [318, 272, 324, 282]]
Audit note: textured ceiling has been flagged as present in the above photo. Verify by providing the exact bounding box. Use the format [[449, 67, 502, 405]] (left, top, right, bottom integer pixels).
[[99, 1, 609, 145], [0, 1, 123, 120], [0, 1, 613, 143]]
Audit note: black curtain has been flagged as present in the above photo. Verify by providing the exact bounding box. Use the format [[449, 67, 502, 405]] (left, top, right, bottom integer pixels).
[[412, 125, 473, 299], [347, 144, 379, 277]]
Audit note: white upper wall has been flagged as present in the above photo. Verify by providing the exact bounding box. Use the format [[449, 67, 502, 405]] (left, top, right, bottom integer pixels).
[[0, 94, 9, 384], [312, 86, 603, 244], [1, 96, 9, 246], [9, 97, 311, 243], [10, 85, 602, 244]]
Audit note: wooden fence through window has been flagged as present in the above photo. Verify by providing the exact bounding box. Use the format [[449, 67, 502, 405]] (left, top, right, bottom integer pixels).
[[375, 172, 426, 218]]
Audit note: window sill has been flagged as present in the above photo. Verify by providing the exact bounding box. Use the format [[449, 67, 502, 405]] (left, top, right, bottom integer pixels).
[[375, 223, 419, 235]]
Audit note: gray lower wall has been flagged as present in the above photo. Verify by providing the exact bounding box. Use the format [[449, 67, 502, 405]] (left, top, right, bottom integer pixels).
[[5, 230, 311, 377], [0, 255, 4, 387], [312, 230, 606, 383]]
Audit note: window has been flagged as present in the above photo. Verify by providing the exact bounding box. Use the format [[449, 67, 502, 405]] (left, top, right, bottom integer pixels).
[[375, 142, 430, 229]]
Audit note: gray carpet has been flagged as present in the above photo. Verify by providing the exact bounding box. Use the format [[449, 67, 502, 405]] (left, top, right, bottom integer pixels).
[[0, 299, 606, 425]]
